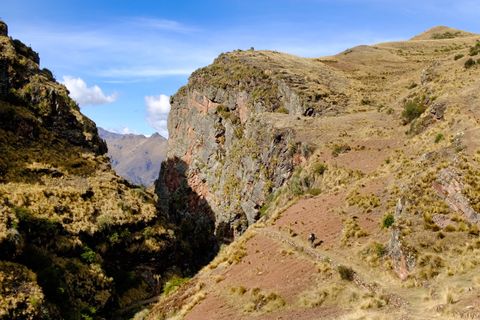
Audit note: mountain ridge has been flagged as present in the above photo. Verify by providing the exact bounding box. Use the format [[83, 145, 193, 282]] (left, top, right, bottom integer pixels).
[[98, 127, 167, 186]]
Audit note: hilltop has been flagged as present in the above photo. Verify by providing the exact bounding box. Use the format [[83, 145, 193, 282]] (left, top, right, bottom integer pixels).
[[146, 26, 480, 319], [98, 128, 168, 187]]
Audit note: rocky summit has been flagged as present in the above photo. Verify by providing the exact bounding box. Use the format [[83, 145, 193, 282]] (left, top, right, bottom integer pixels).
[[2, 16, 480, 320]]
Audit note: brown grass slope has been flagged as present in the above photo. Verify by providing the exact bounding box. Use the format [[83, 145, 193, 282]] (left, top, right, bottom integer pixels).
[[0, 22, 182, 320], [143, 27, 480, 320]]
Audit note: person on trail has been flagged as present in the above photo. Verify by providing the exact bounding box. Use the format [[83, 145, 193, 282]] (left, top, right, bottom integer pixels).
[[308, 233, 316, 248]]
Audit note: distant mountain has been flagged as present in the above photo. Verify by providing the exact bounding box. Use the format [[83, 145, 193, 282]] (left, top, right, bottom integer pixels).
[[98, 128, 168, 186]]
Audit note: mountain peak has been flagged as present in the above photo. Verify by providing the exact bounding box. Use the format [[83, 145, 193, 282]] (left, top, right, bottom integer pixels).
[[410, 25, 477, 40]]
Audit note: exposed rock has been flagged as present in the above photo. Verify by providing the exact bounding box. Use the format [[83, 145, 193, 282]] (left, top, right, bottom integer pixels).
[[389, 197, 416, 280], [0, 21, 7, 37], [430, 101, 447, 120], [157, 51, 351, 247], [433, 168, 480, 224]]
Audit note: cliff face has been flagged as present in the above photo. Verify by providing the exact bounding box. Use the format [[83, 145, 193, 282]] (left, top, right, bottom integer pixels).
[[0, 22, 179, 319], [148, 28, 480, 320], [157, 51, 350, 245]]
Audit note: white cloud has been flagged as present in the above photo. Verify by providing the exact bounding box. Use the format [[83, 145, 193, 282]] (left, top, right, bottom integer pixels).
[[62, 76, 117, 106], [145, 94, 170, 137]]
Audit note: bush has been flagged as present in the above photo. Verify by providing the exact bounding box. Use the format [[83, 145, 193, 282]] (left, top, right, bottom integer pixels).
[[382, 213, 395, 228], [434, 133, 444, 143], [312, 163, 327, 175], [80, 247, 97, 264], [331, 144, 351, 157], [469, 41, 480, 56], [465, 58, 476, 69], [337, 265, 355, 281], [163, 276, 189, 296], [454, 54, 464, 61], [401, 100, 426, 124]]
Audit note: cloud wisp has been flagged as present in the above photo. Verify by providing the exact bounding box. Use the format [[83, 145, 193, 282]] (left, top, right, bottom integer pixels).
[[62, 76, 117, 107], [145, 94, 171, 137]]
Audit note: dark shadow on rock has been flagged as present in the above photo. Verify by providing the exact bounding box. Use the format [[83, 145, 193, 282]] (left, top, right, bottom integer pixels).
[[156, 157, 219, 271]]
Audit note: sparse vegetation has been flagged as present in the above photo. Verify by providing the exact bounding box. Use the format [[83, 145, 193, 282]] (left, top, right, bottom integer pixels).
[[464, 58, 476, 69], [337, 265, 355, 281], [434, 133, 444, 143], [312, 162, 327, 175], [469, 41, 480, 56], [332, 144, 351, 157], [453, 54, 464, 60], [382, 213, 395, 228], [341, 217, 368, 245], [432, 31, 461, 39], [276, 106, 289, 114], [163, 276, 189, 296], [230, 287, 285, 314], [401, 99, 426, 124]]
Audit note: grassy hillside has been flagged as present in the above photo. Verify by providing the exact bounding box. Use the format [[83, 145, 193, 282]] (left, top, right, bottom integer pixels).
[[0, 22, 182, 319], [145, 26, 480, 319]]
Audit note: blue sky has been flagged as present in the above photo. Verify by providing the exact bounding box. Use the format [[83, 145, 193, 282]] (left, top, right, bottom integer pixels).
[[2, 0, 479, 137]]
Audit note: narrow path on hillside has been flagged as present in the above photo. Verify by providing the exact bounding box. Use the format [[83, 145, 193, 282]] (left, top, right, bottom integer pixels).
[[258, 227, 407, 308]]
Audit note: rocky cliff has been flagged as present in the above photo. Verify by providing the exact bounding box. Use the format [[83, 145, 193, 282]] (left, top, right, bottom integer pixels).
[[157, 50, 350, 246], [147, 27, 480, 319], [0, 21, 180, 319]]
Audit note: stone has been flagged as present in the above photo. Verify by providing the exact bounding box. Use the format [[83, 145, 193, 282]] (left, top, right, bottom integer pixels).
[[389, 197, 416, 280], [433, 168, 480, 224], [0, 21, 8, 37]]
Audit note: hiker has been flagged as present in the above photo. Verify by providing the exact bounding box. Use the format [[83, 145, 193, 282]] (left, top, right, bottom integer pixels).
[[308, 233, 316, 247]]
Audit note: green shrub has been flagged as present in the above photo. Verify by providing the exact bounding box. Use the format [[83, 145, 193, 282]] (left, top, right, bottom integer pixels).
[[312, 163, 327, 175], [401, 100, 426, 124], [374, 242, 386, 257], [454, 54, 464, 60], [432, 31, 460, 39], [361, 98, 372, 105], [337, 265, 355, 281], [434, 133, 444, 143], [163, 276, 189, 296], [80, 247, 97, 264], [465, 58, 476, 69], [331, 144, 351, 157], [469, 41, 480, 56], [382, 213, 395, 228]]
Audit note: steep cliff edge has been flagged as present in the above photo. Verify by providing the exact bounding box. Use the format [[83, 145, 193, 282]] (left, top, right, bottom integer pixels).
[[0, 22, 180, 319], [148, 28, 480, 319], [156, 50, 352, 249]]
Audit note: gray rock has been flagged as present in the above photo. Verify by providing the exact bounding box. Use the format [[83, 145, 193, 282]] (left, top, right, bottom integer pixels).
[[0, 21, 8, 37]]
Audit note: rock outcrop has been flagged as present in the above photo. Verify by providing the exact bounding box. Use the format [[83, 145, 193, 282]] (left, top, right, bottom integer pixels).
[[157, 50, 347, 246], [0, 21, 7, 37]]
